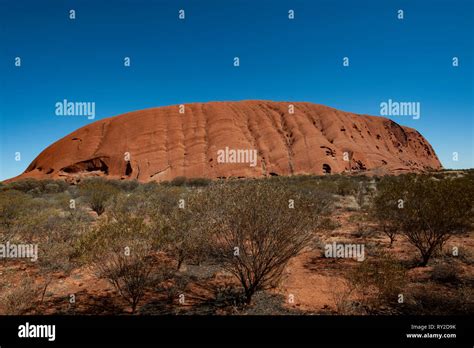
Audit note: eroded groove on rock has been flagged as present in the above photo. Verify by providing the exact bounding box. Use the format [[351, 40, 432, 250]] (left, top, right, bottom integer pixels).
[[8, 100, 442, 183]]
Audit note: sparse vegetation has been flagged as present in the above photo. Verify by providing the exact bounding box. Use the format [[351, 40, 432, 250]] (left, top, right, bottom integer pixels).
[[79, 178, 119, 215], [0, 173, 472, 315], [204, 181, 325, 304], [374, 175, 473, 266], [349, 253, 407, 312]]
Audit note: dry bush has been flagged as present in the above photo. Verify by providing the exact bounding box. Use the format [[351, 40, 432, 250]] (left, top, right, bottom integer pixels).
[[81, 215, 166, 313], [371, 177, 405, 246], [107, 191, 150, 220], [400, 283, 474, 315], [331, 277, 361, 315], [430, 262, 460, 284], [169, 176, 187, 186], [12, 206, 90, 272], [0, 277, 47, 315], [348, 253, 407, 312], [0, 190, 32, 230], [1, 179, 68, 195], [186, 177, 212, 187], [205, 181, 324, 304], [0, 188, 90, 272], [154, 191, 213, 270], [318, 217, 341, 231], [95, 242, 154, 313], [146, 186, 188, 216], [374, 175, 473, 264], [355, 181, 370, 210], [79, 178, 119, 215], [76, 214, 156, 261]]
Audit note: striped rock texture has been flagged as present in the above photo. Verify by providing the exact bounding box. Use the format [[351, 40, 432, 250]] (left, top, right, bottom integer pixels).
[[10, 100, 442, 183]]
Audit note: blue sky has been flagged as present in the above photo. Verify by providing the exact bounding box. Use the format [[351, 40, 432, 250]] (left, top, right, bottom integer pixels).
[[1, 0, 473, 180]]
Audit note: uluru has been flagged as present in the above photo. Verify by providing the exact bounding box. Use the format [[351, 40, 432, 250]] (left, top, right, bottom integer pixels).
[[8, 100, 442, 183]]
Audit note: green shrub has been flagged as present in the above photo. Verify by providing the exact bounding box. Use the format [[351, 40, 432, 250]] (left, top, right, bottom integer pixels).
[[349, 253, 407, 309], [205, 181, 324, 304], [0, 277, 45, 315], [154, 191, 213, 270], [169, 176, 187, 186], [375, 175, 473, 266], [79, 178, 119, 215], [79, 215, 167, 313], [2, 179, 68, 195], [186, 177, 212, 187], [0, 190, 32, 228]]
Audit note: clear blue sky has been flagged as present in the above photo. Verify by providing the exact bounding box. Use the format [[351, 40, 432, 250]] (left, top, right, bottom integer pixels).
[[1, 0, 473, 180]]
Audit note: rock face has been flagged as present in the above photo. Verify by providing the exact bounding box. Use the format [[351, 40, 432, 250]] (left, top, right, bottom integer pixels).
[[9, 101, 442, 183]]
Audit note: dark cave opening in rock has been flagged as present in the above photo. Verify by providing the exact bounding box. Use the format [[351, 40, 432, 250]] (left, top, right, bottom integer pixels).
[[125, 161, 133, 176], [322, 164, 332, 174]]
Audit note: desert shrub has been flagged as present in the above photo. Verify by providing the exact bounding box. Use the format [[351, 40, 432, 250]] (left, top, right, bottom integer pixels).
[[158, 274, 190, 307], [2, 179, 68, 195], [79, 178, 119, 215], [16, 207, 91, 271], [108, 192, 150, 220], [38, 212, 90, 272], [375, 175, 473, 266], [430, 262, 459, 284], [205, 181, 323, 304], [0, 277, 45, 315], [1, 179, 43, 193], [355, 181, 370, 209], [3, 201, 60, 243], [75, 215, 155, 260], [81, 216, 162, 313], [136, 181, 160, 193], [186, 177, 212, 187], [400, 284, 474, 315], [153, 190, 213, 270], [112, 179, 140, 192], [0, 190, 32, 229], [95, 242, 154, 313], [169, 176, 187, 186], [349, 253, 406, 310], [330, 175, 359, 196], [454, 245, 474, 266], [371, 177, 404, 246], [318, 217, 341, 231], [331, 277, 361, 315]]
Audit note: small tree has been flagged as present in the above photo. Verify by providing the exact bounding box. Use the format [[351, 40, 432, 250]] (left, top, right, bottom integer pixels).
[[79, 178, 119, 215], [85, 216, 159, 313], [151, 189, 211, 270], [375, 175, 473, 266], [372, 178, 404, 247], [207, 181, 323, 304], [95, 242, 154, 313]]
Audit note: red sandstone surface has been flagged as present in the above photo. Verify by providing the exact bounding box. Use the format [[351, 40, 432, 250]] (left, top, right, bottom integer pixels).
[[9, 101, 442, 182]]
